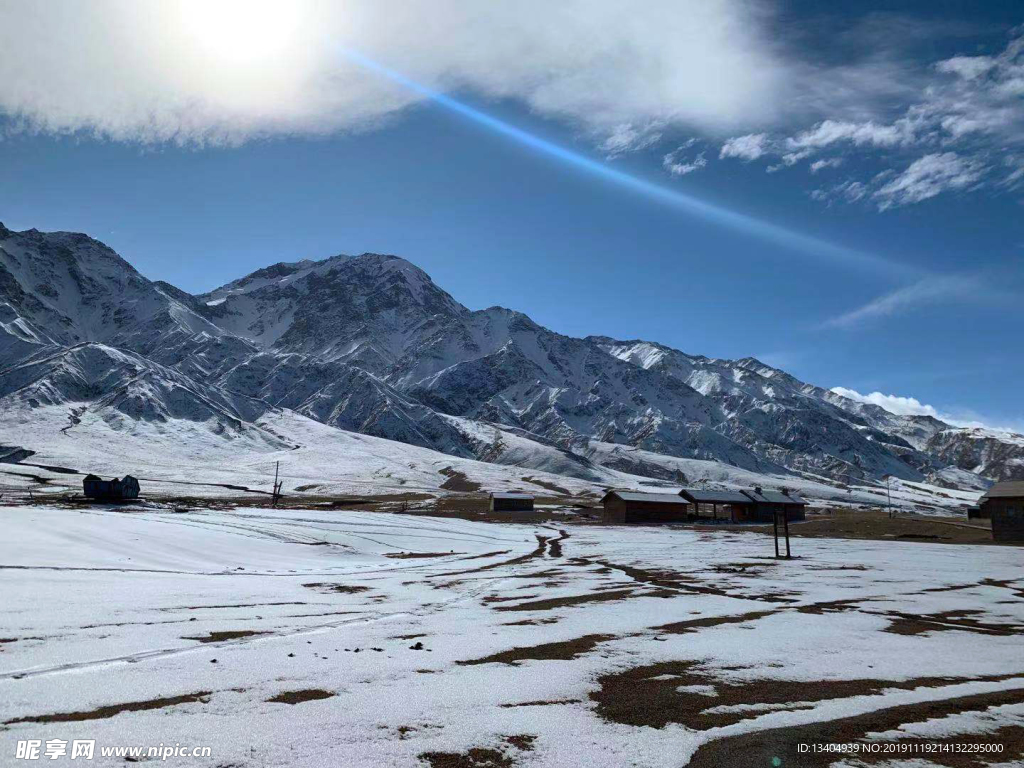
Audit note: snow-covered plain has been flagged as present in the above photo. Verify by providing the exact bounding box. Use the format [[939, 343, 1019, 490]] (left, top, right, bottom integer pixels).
[[2, 505, 1022, 766], [0, 402, 981, 515]]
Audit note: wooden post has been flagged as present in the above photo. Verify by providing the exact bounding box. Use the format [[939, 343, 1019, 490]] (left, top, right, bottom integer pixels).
[[272, 461, 281, 507], [783, 508, 791, 558], [773, 511, 780, 558]]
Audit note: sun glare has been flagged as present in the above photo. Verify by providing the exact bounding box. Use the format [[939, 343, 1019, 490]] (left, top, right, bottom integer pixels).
[[177, 0, 304, 66]]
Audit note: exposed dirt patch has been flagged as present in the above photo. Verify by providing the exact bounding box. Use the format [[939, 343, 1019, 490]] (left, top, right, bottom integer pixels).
[[432, 534, 568, 578], [503, 735, 536, 752], [457, 634, 615, 666], [590, 660, 1015, 731], [653, 610, 777, 634], [577, 558, 799, 603], [709, 562, 779, 575], [267, 689, 335, 705], [419, 747, 514, 768], [302, 582, 371, 595], [492, 589, 641, 612], [482, 594, 539, 604], [182, 630, 267, 644], [438, 467, 482, 493], [386, 552, 464, 559], [794, 598, 871, 615], [175, 601, 306, 611], [5, 692, 212, 724], [980, 578, 1024, 599], [501, 617, 560, 627], [499, 699, 582, 708], [881, 609, 1024, 636], [391, 633, 429, 640], [687, 686, 1024, 768], [456, 550, 511, 561]]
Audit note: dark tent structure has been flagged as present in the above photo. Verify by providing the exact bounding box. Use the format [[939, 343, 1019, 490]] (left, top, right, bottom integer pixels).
[[83, 474, 141, 501]]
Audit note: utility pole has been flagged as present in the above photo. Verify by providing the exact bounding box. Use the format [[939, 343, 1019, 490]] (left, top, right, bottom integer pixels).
[[272, 461, 281, 507], [885, 474, 893, 519]]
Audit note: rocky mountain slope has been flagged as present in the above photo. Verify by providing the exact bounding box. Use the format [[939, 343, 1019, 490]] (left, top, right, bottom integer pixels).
[[2, 222, 1020, 489]]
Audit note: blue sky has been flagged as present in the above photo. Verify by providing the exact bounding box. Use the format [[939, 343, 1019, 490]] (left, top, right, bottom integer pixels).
[[1, 1, 1022, 430]]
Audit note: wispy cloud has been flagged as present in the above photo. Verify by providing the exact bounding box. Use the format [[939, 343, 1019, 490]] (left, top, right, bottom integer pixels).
[[662, 142, 707, 175], [719, 133, 768, 161], [873, 152, 986, 209], [720, 30, 1024, 209], [831, 386, 1024, 433], [822, 274, 984, 328]]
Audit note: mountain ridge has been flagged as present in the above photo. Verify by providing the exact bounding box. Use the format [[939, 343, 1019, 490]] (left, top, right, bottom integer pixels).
[[2, 223, 1021, 488]]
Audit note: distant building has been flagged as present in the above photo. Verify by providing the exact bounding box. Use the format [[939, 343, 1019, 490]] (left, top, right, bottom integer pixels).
[[489, 492, 534, 512], [83, 474, 141, 501], [740, 486, 807, 523], [602, 490, 688, 524], [678, 489, 755, 522], [978, 482, 1024, 543]]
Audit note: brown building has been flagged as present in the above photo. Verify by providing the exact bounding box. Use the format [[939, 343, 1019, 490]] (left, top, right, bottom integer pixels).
[[678, 489, 755, 522], [740, 486, 807, 523], [489, 492, 535, 512], [978, 482, 1024, 543], [602, 490, 689, 524]]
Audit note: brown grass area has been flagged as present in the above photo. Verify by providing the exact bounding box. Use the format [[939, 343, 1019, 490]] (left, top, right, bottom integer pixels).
[[591, 661, 1017, 732], [491, 589, 640, 612], [881, 609, 1024, 637], [386, 552, 465, 559], [687, 686, 1024, 768], [438, 467, 483, 493], [302, 582, 370, 594], [503, 735, 536, 751], [498, 699, 582, 708], [182, 630, 266, 644], [5, 692, 212, 724], [652, 610, 778, 634], [576, 558, 800, 604], [419, 747, 514, 768], [266, 689, 335, 705], [457, 633, 615, 666]]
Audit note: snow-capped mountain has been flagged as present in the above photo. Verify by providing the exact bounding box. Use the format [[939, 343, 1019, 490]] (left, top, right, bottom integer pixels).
[[2, 222, 1021, 489]]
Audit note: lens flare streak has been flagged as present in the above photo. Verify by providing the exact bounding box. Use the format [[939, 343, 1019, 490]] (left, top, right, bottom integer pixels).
[[342, 49, 914, 277]]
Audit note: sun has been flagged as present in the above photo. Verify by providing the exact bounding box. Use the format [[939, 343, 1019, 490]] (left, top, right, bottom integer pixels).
[[177, 0, 305, 66]]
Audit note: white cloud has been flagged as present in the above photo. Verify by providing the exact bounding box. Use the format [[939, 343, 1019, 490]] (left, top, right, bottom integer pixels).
[[599, 122, 664, 158], [809, 158, 844, 173], [830, 387, 940, 418], [0, 0, 792, 147], [786, 119, 908, 151], [823, 274, 983, 328], [719, 133, 768, 160], [718, 31, 1024, 208], [830, 386, 1024, 433], [662, 146, 707, 176], [810, 179, 867, 204], [873, 152, 985, 209], [935, 55, 998, 80]]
